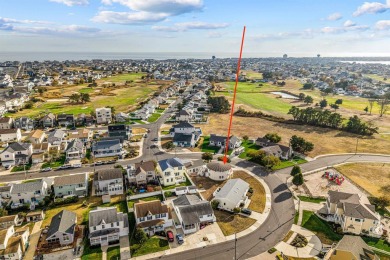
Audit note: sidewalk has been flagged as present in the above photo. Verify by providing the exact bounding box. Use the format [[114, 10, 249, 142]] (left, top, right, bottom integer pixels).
[[131, 166, 272, 260], [24, 220, 43, 259]]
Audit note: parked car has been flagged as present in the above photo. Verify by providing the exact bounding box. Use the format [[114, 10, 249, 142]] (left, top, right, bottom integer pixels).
[[167, 231, 174, 242], [40, 167, 52, 172], [57, 165, 70, 170], [176, 234, 184, 244], [241, 208, 252, 215]]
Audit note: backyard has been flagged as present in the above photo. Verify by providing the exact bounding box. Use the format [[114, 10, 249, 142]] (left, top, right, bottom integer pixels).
[[215, 210, 256, 236], [81, 244, 102, 260], [301, 210, 342, 244], [127, 195, 164, 210], [131, 237, 169, 257], [147, 113, 162, 123], [201, 136, 220, 153], [41, 155, 66, 169]]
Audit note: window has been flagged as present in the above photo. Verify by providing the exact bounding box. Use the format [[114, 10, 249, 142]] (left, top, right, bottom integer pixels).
[[117, 222, 119, 226], [111, 223, 114, 227], [102, 225, 105, 229], [93, 227, 96, 230]]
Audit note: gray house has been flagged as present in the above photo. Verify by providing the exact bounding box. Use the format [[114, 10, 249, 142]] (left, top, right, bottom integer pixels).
[[40, 113, 56, 128], [14, 117, 34, 131], [47, 129, 66, 146], [209, 134, 241, 149], [65, 138, 85, 160], [53, 173, 88, 198], [92, 139, 123, 158], [46, 210, 77, 246]]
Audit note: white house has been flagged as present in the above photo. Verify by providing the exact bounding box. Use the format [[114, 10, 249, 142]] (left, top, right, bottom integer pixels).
[[157, 158, 187, 186], [0, 142, 33, 167], [172, 194, 215, 234], [46, 210, 77, 246], [206, 161, 233, 181], [134, 200, 172, 236], [92, 139, 123, 158], [9, 179, 49, 208], [95, 107, 112, 124], [185, 159, 206, 176], [212, 179, 249, 212], [0, 225, 27, 260], [0, 117, 13, 129], [65, 138, 85, 160], [93, 168, 124, 196], [0, 129, 21, 142], [89, 207, 129, 246], [209, 134, 242, 150]]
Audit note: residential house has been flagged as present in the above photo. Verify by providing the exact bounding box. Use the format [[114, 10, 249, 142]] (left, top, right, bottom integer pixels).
[[172, 194, 215, 234], [25, 211, 45, 222], [0, 117, 13, 129], [96, 107, 112, 124], [320, 190, 383, 237], [0, 186, 11, 199], [65, 139, 85, 160], [0, 129, 21, 142], [53, 173, 88, 198], [324, 235, 379, 260], [27, 129, 46, 144], [260, 144, 292, 160], [40, 113, 56, 128], [88, 207, 129, 246], [157, 158, 187, 186], [255, 137, 272, 147], [57, 114, 74, 127], [185, 159, 206, 176], [68, 128, 92, 144], [47, 129, 66, 146], [9, 179, 49, 208], [212, 179, 249, 212], [0, 225, 26, 260], [209, 134, 242, 149], [0, 215, 22, 229], [131, 108, 150, 120], [93, 168, 124, 196], [206, 161, 233, 181], [127, 160, 157, 186], [134, 200, 172, 236], [108, 124, 131, 142], [169, 122, 202, 147], [31, 142, 49, 164], [0, 142, 33, 167], [115, 112, 130, 123], [46, 210, 77, 246], [176, 110, 192, 122], [14, 117, 34, 131], [92, 139, 123, 158]]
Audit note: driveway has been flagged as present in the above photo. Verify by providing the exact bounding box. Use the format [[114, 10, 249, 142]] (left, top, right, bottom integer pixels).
[[24, 221, 42, 260], [120, 236, 131, 260]]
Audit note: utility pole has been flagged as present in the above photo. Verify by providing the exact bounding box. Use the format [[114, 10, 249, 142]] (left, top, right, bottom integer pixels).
[[355, 137, 359, 154], [234, 232, 237, 260]]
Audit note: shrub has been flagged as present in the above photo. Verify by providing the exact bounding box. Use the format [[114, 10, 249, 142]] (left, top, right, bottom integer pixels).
[[164, 191, 173, 197], [211, 200, 219, 209], [233, 207, 240, 214], [268, 248, 277, 254], [54, 196, 78, 206]]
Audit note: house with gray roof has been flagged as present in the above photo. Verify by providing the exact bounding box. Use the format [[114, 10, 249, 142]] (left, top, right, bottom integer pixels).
[[0, 142, 32, 167], [53, 173, 88, 198], [39, 113, 56, 128], [13, 117, 34, 131], [46, 210, 77, 246], [170, 121, 202, 147], [212, 179, 249, 212], [92, 139, 123, 158], [9, 179, 49, 209], [172, 194, 215, 234], [324, 235, 379, 260], [260, 144, 292, 160], [185, 159, 206, 176], [157, 158, 187, 187], [320, 190, 383, 238], [127, 160, 157, 187], [88, 207, 129, 246], [209, 134, 241, 149], [93, 168, 124, 196], [47, 129, 66, 146], [65, 138, 85, 160]]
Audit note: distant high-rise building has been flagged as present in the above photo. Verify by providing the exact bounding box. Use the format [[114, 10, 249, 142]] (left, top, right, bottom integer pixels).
[[212, 55, 216, 60], [317, 54, 321, 58], [283, 54, 288, 59]]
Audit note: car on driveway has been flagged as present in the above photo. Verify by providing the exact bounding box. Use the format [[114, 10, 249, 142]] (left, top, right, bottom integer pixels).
[[241, 208, 252, 215], [40, 167, 52, 172], [167, 231, 174, 242], [176, 234, 184, 244]]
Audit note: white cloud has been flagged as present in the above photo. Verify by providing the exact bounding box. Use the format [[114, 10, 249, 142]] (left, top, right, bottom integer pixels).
[[152, 21, 229, 32], [343, 20, 356, 27], [321, 25, 369, 34], [326, 13, 343, 21], [49, 0, 89, 6], [92, 11, 168, 24], [375, 20, 390, 30], [0, 17, 51, 25], [353, 1, 390, 16], [101, 0, 203, 15]]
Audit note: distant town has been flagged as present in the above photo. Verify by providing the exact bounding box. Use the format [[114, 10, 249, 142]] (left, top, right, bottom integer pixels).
[[0, 56, 389, 260]]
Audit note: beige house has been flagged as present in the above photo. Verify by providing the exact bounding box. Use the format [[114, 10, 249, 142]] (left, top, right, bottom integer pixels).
[[320, 191, 383, 238], [27, 129, 46, 144], [0, 129, 21, 142], [0, 117, 13, 129], [325, 235, 379, 260]]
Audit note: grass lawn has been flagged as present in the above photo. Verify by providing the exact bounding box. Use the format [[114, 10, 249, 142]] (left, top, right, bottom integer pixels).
[[294, 211, 299, 225], [363, 237, 390, 252], [11, 164, 31, 172], [238, 140, 261, 159], [335, 163, 390, 197], [201, 136, 220, 153], [41, 155, 66, 169], [79, 88, 94, 94], [107, 246, 120, 260], [127, 195, 164, 209], [215, 210, 256, 236], [147, 113, 161, 123], [233, 171, 266, 213], [131, 236, 169, 257], [301, 210, 342, 244], [162, 176, 192, 190], [272, 157, 308, 170], [297, 196, 326, 204], [161, 130, 170, 135], [132, 119, 146, 124], [81, 244, 102, 260], [156, 108, 165, 113], [97, 72, 145, 83]]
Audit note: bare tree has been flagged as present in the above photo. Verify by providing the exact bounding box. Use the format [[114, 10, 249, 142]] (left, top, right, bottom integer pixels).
[[377, 94, 390, 117], [368, 99, 376, 115]]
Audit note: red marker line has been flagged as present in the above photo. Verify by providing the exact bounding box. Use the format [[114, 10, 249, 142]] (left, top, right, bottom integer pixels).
[[223, 26, 246, 164]]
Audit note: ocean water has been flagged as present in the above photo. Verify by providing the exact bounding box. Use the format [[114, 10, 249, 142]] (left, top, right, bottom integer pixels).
[[340, 61, 390, 65]]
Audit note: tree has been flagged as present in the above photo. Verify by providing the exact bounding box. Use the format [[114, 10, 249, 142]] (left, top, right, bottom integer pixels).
[[298, 93, 306, 100], [290, 135, 314, 154], [134, 228, 147, 244], [319, 99, 328, 108], [304, 95, 314, 105], [292, 173, 304, 187], [68, 93, 80, 103], [51, 79, 58, 86], [0, 208, 7, 217], [368, 99, 376, 115], [80, 93, 90, 103], [37, 87, 45, 96], [201, 152, 213, 162], [345, 115, 378, 136], [290, 165, 302, 176], [330, 103, 339, 111], [368, 196, 390, 209], [262, 155, 280, 169], [377, 93, 390, 117], [207, 96, 231, 113], [247, 150, 266, 164], [335, 99, 343, 105], [364, 106, 369, 114], [264, 133, 281, 143], [242, 135, 249, 142], [262, 71, 273, 79], [302, 83, 314, 90]]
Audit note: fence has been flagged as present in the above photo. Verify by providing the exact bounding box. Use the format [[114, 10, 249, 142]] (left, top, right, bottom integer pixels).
[[126, 190, 162, 201]]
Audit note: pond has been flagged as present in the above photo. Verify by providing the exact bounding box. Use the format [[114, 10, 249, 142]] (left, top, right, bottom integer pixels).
[[270, 91, 298, 99]]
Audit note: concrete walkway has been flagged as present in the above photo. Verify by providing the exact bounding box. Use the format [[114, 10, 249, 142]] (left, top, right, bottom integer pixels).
[[131, 166, 272, 260], [275, 224, 322, 258], [120, 236, 131, 260], [101, 245, 108, 260], [297, 201, 325, 226], [24, 221, 43, 259]]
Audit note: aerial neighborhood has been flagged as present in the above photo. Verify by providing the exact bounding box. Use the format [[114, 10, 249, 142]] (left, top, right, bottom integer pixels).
[[0, 57, 389, 260]]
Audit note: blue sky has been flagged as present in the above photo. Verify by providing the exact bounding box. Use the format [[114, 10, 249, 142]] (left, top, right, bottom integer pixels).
[[1, 0, 390, 56]]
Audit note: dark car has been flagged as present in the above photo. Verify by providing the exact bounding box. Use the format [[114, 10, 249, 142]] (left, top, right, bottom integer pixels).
[[167, 230, 174, 242], [241, 208, 252, 215], [176, 234, 184, 244]]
